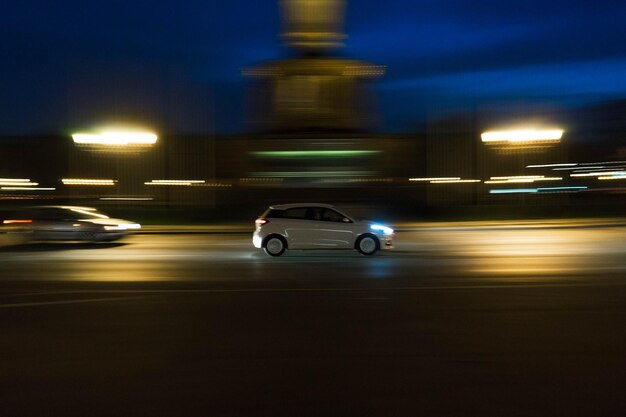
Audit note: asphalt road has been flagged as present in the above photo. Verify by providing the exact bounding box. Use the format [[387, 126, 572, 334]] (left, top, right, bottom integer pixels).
[[1, 224, 626, 416]]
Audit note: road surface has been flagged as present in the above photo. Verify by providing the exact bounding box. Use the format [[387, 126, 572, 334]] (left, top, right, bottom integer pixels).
[[1, 223, 625, 416]]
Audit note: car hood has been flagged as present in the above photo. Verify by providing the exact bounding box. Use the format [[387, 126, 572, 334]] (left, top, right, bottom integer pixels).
[[81, 218, 141, 228]]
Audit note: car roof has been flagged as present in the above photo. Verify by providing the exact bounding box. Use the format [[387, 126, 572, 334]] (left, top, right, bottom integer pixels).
[[27, 205, 99, 210], [269, 203, 336, 210]]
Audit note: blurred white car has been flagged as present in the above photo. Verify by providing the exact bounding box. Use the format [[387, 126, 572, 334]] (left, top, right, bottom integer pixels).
[[1, 206, 141, 243], [253, 203, 394, 256]]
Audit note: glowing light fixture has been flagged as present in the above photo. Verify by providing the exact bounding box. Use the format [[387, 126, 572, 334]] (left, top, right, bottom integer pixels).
[[72, 131, 157, 146], [370, 224, 394, 235], [481, 129, 563, 143]]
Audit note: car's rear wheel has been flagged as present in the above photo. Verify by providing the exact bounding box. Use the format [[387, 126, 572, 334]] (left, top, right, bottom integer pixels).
[[264, 235, 286, 257], [356, 234, 378, 255]]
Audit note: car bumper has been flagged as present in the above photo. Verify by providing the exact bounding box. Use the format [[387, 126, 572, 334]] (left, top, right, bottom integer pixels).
[[378, 234, 394, 250], [252, 232, 263, 248]]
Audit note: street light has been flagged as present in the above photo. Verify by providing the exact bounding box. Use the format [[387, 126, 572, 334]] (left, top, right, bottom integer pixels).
[[481, 129, 563, 144]]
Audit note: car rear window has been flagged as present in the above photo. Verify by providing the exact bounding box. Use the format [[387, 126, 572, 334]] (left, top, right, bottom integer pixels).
[[265, 207, 310, 220]]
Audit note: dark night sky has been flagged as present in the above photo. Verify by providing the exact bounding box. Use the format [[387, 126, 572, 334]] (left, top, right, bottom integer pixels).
[[2, 0, 626, 135]]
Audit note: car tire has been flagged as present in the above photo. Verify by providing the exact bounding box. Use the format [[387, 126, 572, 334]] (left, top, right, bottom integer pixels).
[[264, 235, 286, 257], [356, 234, 379, 255]]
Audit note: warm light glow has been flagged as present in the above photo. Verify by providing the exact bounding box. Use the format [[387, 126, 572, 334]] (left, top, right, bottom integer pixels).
[[430, 179, 481, 184], [481, 129, 563, 143], [72, 131, 158, 146], [1, 187, 54, 191], [62, 179, 117, 186], [0, 178, 38, 186], [490, 186, 586, 194], [485, 176, 562, 184], [3, 219, 32, 224], [145, 180, 205, 186], [598, 175, 626, 180], [409, 177, 461, 182]]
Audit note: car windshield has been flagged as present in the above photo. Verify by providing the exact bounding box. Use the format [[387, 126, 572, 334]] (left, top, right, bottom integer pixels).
[[65, 207, 110, 220]]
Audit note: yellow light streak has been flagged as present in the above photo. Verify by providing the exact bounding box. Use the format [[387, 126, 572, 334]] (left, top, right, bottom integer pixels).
[[485, 177, 562, 184], [0, 178, 38, 186], [430, 179, 481, 184], [409, 177, 461, 182], [62, 179, 117, 185], [598, 176, 626, 180], [72, 131, 158, 146], [481, 129, 563, 143], [1, 187, 54, 191], [144, 180, 206, 186]]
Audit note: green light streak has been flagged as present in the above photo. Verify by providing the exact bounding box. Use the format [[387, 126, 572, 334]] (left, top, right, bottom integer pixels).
[[252, 171, 375, 178], [251, 150, 380, 158]]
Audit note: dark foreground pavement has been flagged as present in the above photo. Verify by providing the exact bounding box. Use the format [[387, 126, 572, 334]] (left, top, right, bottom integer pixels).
[[1, 224, 626, 416]]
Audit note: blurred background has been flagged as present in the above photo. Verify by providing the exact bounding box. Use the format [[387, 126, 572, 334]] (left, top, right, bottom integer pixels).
[[1, 0, 625, 224]]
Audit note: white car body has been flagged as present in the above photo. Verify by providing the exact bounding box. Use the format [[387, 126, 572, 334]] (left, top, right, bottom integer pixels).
[[252, 203, 394, 256], [2, 206, 141, 243]]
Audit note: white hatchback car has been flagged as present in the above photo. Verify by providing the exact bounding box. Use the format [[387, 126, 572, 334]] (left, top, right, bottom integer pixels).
[[252, 203, 394, 256]]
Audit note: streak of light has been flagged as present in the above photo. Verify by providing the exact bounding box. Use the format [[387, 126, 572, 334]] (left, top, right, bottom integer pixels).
[[145, 180, 206, 186], [99, 197, 154, 201], [481, 129, 563, 143], [526, 163, 577, 168], [537, 186, 588, 192], [598, 175, 626, 180], [1, 187, 54, 191], [490, 175, 545, 180], [62, 179, 117, 185], [571, 171, 626, 177], [0, 179, 38, 186], [430, 179, 481, 184], [489, 188, 538, 194], [409, 177, 461, 182], [72, 131, 157, 146], [484, 177, 562, 184]]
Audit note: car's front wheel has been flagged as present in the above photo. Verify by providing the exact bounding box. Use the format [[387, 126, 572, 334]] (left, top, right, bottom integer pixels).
[[356, 234, 378, 255], [264, 235, 286, 257]]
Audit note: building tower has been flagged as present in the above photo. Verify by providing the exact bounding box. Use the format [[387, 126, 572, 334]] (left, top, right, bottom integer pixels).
[[244, 0, 384, 133]]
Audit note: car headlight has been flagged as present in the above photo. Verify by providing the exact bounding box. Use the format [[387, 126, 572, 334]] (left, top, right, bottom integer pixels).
[[370, 224, 394, 235]]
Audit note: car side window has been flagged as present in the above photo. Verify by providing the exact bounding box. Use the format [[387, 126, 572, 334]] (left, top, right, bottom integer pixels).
[[282, 207, 309, 220], [321, 208, 345, 222], [32, 208, 60, 221]]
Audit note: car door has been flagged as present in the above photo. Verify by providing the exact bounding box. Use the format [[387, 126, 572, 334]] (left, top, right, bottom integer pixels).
[[311, 208, 354, 248], [279, 207, 316, 249], [32, 208, 79, 240]]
